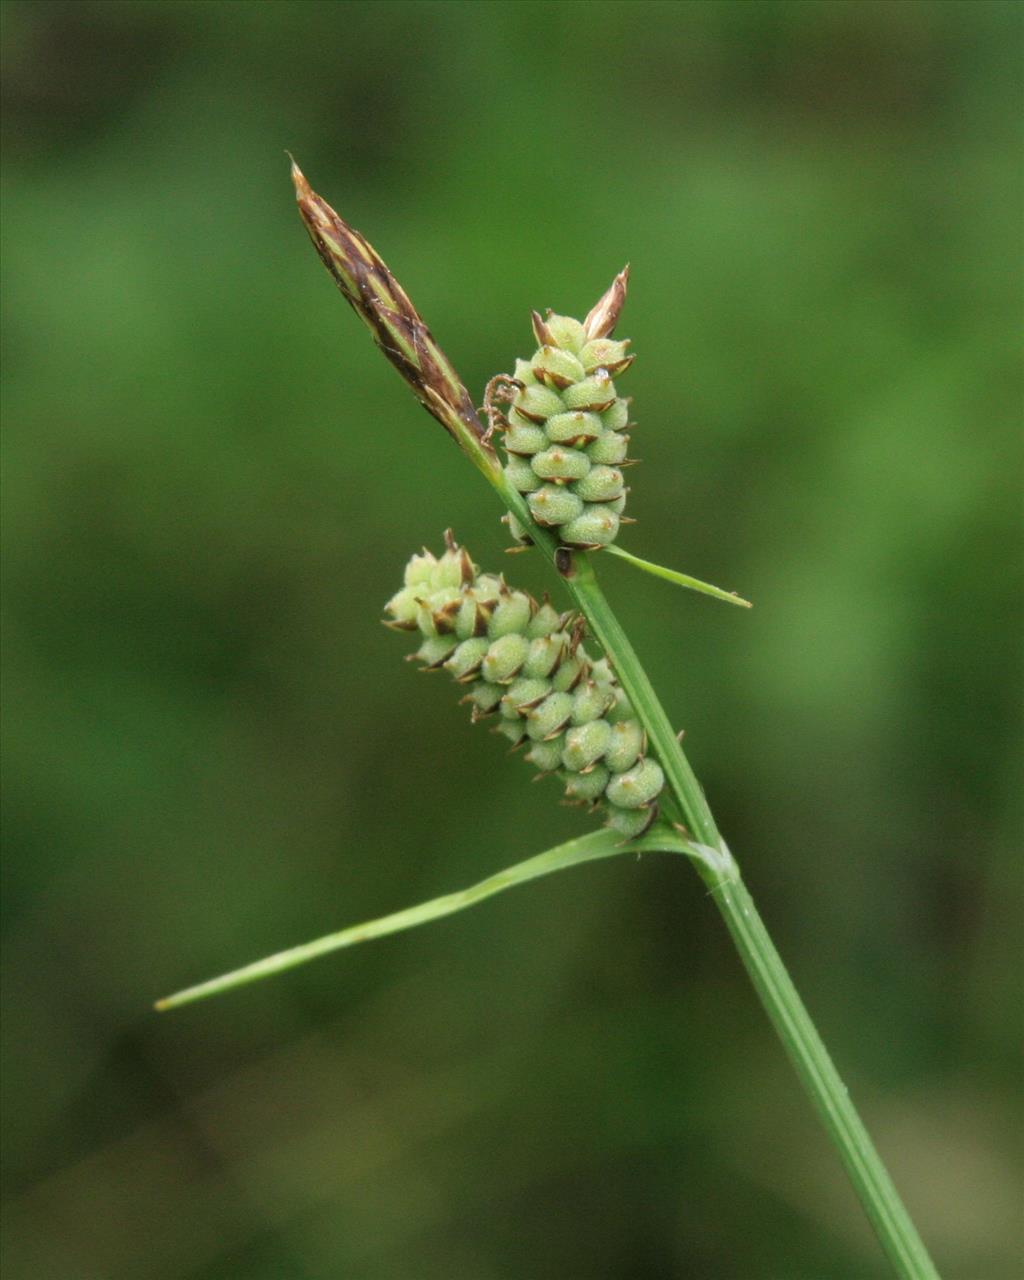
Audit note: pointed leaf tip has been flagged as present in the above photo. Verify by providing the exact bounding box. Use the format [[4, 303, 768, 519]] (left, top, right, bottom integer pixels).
[[605, 544, 752, 608]]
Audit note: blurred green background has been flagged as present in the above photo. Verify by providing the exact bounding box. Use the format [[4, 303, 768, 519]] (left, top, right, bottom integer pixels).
[[2, 1, 1021, 1276]]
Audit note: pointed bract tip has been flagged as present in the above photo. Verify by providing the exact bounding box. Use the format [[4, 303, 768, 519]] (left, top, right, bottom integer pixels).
[[583, 265, 631, 340], [289, 155, 313, 202], [531, 309, 554, 347]]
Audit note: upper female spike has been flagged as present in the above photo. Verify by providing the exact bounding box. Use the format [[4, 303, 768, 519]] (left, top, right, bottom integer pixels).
[[493, 269, 636, 550]]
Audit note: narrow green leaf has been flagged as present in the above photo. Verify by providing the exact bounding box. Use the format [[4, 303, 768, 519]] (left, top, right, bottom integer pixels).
[[605, 544, 752, 607], [156, 827, 692, 1012]]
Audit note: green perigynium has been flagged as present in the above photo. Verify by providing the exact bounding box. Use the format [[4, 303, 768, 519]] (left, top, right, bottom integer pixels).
[[385, 532, 664, 837], [495, 304, 635, 550]]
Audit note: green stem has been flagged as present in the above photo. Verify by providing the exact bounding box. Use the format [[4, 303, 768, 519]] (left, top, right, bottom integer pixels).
[[563, 572, 937, 1276], [496, 480, 938, 1276], [566, 555, 716, 841], [496, 476, 717, 840], [702, 858, 941, 1280]]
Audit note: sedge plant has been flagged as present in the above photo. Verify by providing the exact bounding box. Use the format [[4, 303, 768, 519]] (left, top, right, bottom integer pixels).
[[157, 162, 941, 1279]]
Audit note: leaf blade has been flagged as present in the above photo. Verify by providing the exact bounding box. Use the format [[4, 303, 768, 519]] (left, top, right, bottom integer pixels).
[[155, 827, 691, 1011]]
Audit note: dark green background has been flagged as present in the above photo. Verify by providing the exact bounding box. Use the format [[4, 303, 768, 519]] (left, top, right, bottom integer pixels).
[[2, 2, 1021, 1276]]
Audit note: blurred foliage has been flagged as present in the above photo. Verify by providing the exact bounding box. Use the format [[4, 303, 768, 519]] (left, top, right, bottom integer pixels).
[[1, 1, 1021, 1276]]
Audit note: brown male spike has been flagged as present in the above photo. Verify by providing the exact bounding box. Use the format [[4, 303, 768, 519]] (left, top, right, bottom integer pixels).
[[291, 160, 494, 459]]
